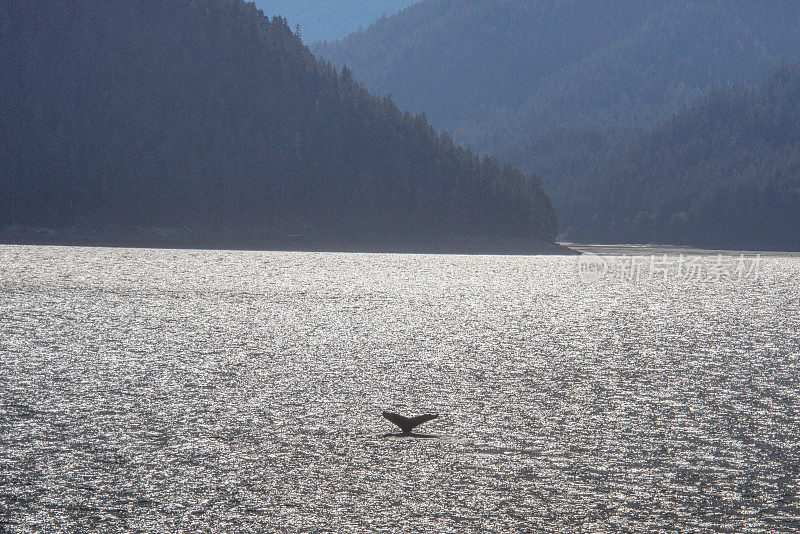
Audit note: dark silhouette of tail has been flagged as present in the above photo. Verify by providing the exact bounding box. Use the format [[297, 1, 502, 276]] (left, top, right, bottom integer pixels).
[[382, 411, 438, 434]]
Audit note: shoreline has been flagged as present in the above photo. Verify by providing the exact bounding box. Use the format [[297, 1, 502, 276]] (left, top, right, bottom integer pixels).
[[566, 242, 800, 257], [0, 228, 578, 256]]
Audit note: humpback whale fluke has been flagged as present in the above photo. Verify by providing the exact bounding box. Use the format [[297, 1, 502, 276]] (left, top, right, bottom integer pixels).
[[382, 411, 438, 434]]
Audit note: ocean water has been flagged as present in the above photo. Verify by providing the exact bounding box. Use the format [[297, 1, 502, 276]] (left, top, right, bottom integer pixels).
[[1, 245, 799, 533]]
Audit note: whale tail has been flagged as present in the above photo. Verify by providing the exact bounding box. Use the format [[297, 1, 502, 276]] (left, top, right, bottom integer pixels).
[[382, 411, 438, 434]]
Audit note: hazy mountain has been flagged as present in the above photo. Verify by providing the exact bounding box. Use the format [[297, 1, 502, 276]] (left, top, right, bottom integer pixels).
[[254, 1, 416, 44], [314, 0, 800, 248], [558, 64, 800, 251], [0, 0, 559, 251], [316, 0, 800, 148]]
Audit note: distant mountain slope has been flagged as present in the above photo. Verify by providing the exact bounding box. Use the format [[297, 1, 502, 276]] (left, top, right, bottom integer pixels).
[[315, 0, 800, 151], [559, 64, 800, 251], [315, 1, 800, 249], [0, 0, 559, 251], [254, 1, 415, 43], [315, 0, 652, 137]]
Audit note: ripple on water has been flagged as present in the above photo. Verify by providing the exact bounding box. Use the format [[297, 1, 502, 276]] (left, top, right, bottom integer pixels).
[[0, 245, 799, 533]]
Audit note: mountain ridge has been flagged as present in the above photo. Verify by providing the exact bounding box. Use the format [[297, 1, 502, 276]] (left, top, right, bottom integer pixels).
[[254, 1, 416, 44], [316, 0, 800, 150], [0, 0, 562, 253], [557, 63, 800, 251], [314, 0, 800, 249]]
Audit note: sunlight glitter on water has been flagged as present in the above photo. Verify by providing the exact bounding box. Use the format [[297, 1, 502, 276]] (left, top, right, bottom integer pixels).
[[0, 245, 798, 533]]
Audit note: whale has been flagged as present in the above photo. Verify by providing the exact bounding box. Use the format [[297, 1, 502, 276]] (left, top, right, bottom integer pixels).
[[382, 411, 438, 434]]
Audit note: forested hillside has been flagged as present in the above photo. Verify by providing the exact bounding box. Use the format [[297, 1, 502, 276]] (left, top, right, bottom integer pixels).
[[0, 0, 559, 251], [255, 0, 414, 43], [315, 0, 800, 249], [558, 64, 800, 250], [316, 0, 800, 150]]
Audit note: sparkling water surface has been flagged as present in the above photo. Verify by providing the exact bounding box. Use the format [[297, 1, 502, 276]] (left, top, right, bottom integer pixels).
[[1, 245, 799, 533]]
